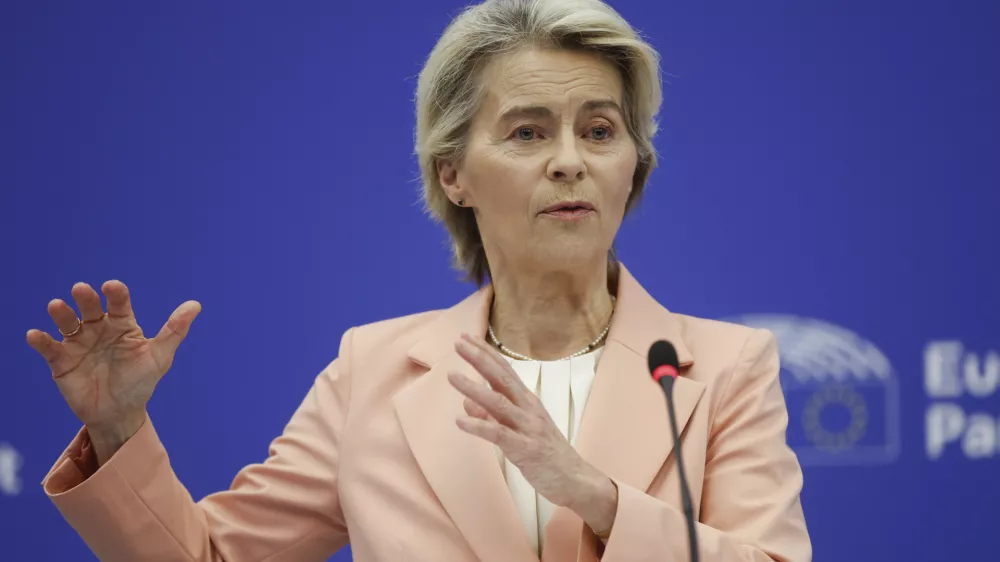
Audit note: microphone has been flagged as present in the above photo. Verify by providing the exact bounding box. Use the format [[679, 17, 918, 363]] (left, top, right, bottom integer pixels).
[[648, 340, 700, 562]]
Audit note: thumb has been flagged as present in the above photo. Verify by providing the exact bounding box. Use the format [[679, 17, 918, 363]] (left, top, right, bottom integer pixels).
[[151, 300, 202, 366]]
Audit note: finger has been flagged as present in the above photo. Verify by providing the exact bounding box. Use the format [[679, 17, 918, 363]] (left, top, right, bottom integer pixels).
[[461, 332, 512, 373], [25, 329, 68, 367], [455, 335, 530, 406], [102, 280, 134, 319], [150, 300, 202, 364], [448, 371, 524, 428], [71, 282, 105, 323], [456, 416, 521, 448], [467, 334, 547, 409], [463, 396, 494, 421], [47, 299, 81, 337]]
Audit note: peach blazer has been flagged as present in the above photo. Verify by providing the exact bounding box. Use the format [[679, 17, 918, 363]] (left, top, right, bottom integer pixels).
[[43, 265, 811, 562]]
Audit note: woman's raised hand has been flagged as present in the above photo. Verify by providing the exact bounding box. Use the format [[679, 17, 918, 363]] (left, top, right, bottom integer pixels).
[[26, 280, 201, 463]]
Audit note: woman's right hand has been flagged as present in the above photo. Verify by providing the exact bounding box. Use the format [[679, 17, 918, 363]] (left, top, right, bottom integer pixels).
[[26, 280, 201, 464]]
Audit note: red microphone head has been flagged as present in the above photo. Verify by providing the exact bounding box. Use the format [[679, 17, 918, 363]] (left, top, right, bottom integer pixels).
[[648, 340, 680, 382]]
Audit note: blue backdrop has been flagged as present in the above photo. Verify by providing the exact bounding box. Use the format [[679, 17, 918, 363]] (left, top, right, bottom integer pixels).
[[3, 1, 998, 560]]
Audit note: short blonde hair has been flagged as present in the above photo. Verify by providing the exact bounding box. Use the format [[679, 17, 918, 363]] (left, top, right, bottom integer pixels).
[[415, 0, 663, 285]]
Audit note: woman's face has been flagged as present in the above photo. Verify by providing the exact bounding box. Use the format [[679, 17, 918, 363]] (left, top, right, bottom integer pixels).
[[439, 47, 638, 273]]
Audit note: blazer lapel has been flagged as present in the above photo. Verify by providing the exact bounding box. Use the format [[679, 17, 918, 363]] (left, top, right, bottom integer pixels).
[[393, 288, 538, 562], [542, 266, 706, 562]]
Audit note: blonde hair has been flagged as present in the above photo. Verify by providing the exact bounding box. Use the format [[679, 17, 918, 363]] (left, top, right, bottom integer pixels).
[[415, 0, 663, 285]]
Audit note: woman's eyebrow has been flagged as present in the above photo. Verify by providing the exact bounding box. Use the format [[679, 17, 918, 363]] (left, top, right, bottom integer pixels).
[[496, 105, 555, 126], [578, 99, 623, 116]]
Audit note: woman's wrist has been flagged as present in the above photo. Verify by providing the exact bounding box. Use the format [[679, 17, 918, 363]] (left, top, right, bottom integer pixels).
[[570, 468, 619, 537], [86, 412, 145, 465]]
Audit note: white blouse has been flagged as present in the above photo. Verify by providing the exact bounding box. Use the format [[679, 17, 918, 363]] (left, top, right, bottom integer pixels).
[[492, 348, 604, 556]]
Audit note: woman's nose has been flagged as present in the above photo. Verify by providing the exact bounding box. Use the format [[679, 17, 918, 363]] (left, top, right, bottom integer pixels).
[[546, 136, 587, 182]]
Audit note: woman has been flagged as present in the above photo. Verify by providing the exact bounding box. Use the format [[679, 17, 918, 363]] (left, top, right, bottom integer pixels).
[[28, 0, 810, 560]]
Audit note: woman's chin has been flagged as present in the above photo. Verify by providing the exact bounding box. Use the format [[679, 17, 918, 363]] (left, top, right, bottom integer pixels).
[[530, 243, 610, 269]]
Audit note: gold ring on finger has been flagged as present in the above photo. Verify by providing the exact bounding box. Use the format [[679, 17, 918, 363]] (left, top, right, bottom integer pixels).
[[59, 319, 83, 338]]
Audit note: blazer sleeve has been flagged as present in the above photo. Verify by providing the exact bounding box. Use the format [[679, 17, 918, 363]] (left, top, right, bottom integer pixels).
[[41, 328, 357, 562], [600, 329, 812, 562]]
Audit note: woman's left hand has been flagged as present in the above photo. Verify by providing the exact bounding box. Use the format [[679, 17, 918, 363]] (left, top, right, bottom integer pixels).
[[448, 333, 618, 534]]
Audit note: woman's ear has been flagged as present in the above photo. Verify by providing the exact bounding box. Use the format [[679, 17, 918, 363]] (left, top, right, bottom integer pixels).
[[437, 158, 471, 207]]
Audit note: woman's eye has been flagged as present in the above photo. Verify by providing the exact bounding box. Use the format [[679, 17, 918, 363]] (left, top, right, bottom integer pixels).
[[589, 126, 612, 141], [515, 127, 537, 141]]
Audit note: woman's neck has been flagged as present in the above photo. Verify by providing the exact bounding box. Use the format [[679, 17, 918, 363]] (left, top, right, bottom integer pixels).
[[488, 260, 616, 361]]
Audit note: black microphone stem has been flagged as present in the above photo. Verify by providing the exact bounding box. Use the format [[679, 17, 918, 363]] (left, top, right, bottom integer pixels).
[[659, 377, 700, 562]]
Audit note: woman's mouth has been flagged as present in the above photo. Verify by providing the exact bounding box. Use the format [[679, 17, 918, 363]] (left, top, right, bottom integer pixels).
[[540, 202, 596, 221]]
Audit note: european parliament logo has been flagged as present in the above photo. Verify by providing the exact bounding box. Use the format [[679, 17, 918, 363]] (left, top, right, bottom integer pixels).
[[726, 315, 901, 466]]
